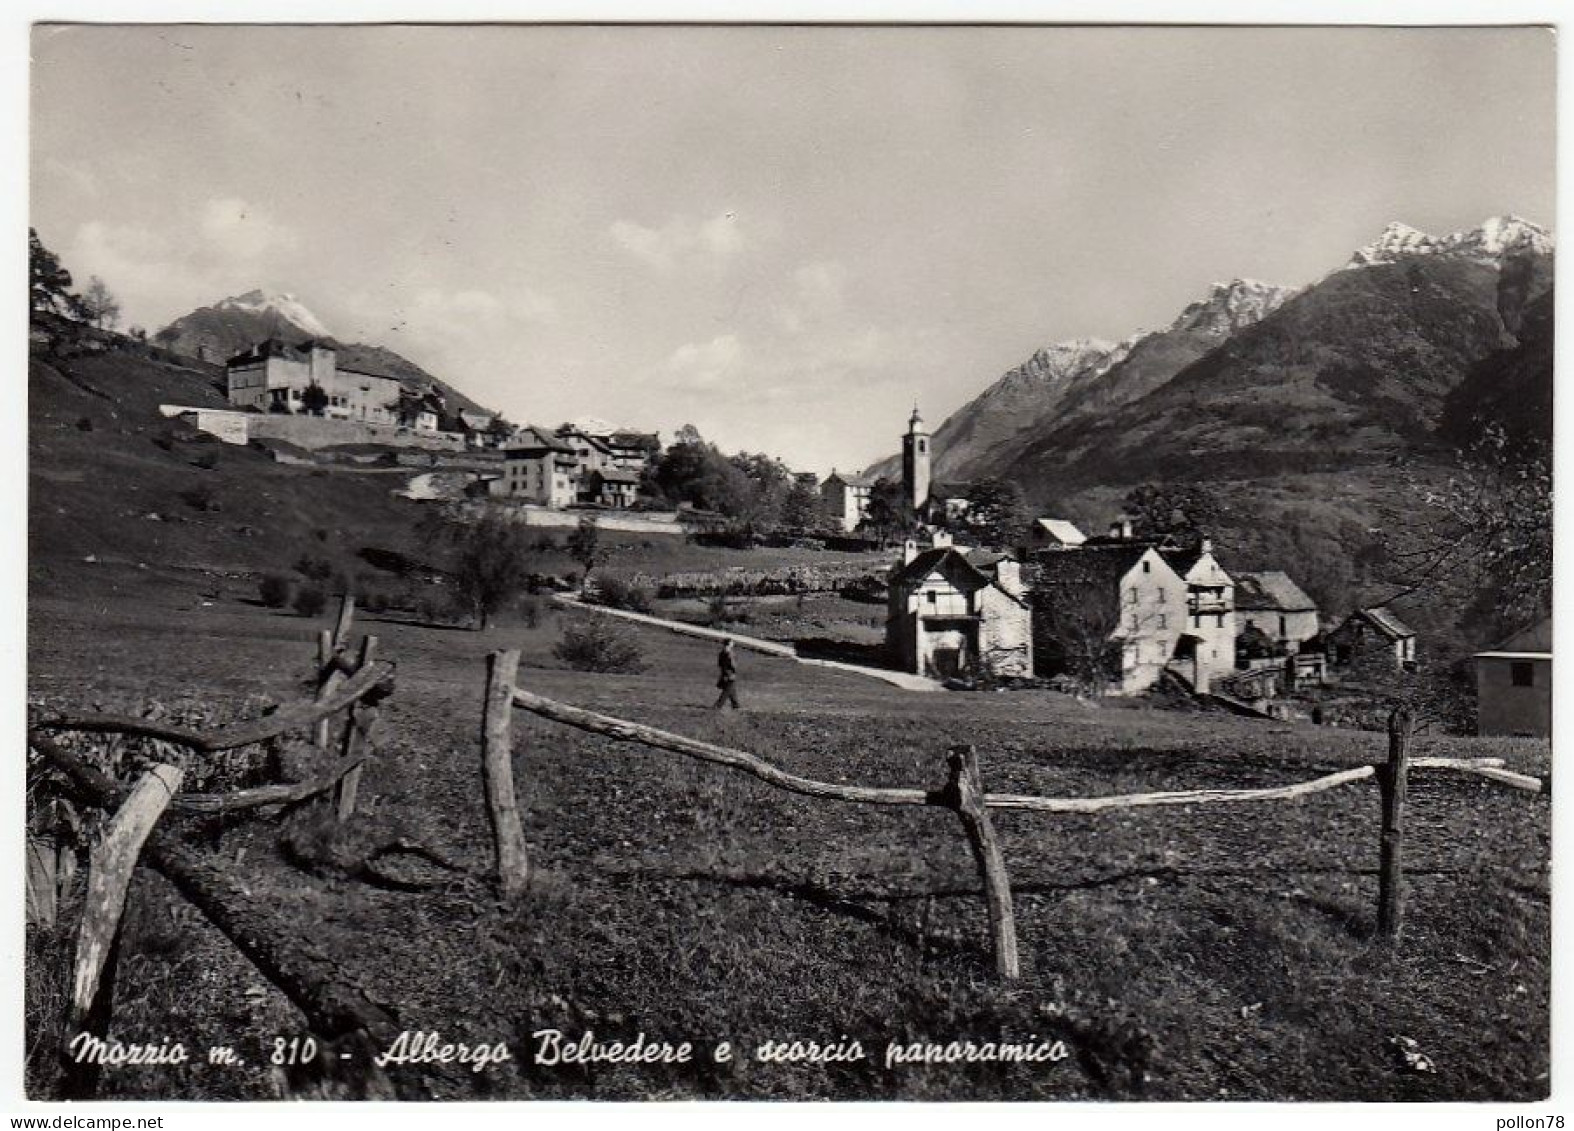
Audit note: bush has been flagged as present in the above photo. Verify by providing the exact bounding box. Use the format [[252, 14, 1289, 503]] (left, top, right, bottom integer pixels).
[[258, 574, 295, 609], [593, 573, 654, 614], [553, 615, 647, 673], [293, 554, 335, 582], [178, 484, 220, 512], [292, 585, 327, 618], [415, 586, 468, 627]]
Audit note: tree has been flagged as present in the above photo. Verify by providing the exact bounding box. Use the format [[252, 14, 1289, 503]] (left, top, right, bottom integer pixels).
[[1027, 586, 1124, 694], [29, 228, 80, 318], [451, 512, 535, 630], [1386, 424, 1551, 644], [79, 276, 121, 331], [1122, 483, 1229, 548], [961, 478, 1030, 549], [567, 515, 611, 587], [300, 382, 330, 416], [861, 478, 918, 544], [780, 473, 825, 535]]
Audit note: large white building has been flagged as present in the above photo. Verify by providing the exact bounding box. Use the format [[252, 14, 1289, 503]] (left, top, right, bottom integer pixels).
[[225, 338, 403, 424]]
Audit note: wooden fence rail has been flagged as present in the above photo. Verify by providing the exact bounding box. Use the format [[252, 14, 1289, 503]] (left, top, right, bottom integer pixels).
[[483, 649, 1545, 981], [28, 593, 399, 1100]]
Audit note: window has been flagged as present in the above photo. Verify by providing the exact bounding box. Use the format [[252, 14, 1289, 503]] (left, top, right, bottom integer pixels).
[[1129, 587, 1139, 603], [1156, 614, 1167, 629], [1279, 615, 1287, 637], [1511, 661, 1535, 688], [926, 591, 937, 605], [1158, 588, 1166, 603], [1142, 561, 1150, 573]]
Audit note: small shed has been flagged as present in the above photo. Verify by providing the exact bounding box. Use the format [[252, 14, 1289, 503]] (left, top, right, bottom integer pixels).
[[1330, 606, 1417, 671], [1475, 618, 1551, 738]]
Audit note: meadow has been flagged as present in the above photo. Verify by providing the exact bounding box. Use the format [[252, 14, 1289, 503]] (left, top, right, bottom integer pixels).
[[24, 560, 1550, 1101]]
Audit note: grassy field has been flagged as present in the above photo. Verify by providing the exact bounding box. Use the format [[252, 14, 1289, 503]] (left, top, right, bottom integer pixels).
[[25, 560, 1550, 1102]]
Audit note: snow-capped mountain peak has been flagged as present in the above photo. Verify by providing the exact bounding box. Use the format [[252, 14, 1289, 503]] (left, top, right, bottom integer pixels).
[[1169, 278, 1298, 337], [214, 289, 333, 339], [1346, 216, 1554, 270]]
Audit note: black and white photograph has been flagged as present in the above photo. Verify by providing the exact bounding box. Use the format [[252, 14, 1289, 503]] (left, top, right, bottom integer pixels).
[[18, 14, 1559, 1113]]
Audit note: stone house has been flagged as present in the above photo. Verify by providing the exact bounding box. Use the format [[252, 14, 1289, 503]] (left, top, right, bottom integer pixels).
[[606, 430, 661, 473], [1234, 571, 1320, 652], [588, 467, 640, 509], [1474, 617, 1551, 738], [501, 426, 579, 507], [1329, 606, 1417, 671], [1027, 543, 1188, 695], [886, 543, 1032, 679], [821, 471, 876, 533], [1025, 517, 1087, 552], [1161, 539, 1236, 691], [555, 425, 617, 475]]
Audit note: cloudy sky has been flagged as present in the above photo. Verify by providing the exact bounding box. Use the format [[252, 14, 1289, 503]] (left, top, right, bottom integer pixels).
[[30, 25, 1554, 474]]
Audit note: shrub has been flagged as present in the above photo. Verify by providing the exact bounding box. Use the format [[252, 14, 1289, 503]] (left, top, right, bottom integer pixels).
[[293, 554, 335, 582], [178, 484, 219, 512], [292, 585, 327, 618], [593, 573, 654, 614], [258, 574, 295, 609], [553, 615, 647, 673], [519, 595, 547, 629], [415, 587, 468, 627]]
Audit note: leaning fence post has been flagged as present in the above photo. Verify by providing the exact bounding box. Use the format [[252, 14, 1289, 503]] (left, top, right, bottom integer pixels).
[[1377, 707, 1414, 940], [482, 650, 530, 896], [62, 763, 183, 1098], [335, 635, 379, 821], [313, 595, 356, 751], [942, 744, 1020, 980]]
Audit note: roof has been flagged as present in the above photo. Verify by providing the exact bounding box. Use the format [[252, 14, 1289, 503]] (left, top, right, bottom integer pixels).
[[1234, 571, 1317, 612], [503, 425, 575, 456], [1027, 544, 1154, 591], [459, 409, 496, 427], [1357, 605, 1415, 640], [930, 481, 972, 501], [608, 430, 660, 449], [825, 471, 876, 489], [892, 547, 1026, 606], [1486, 616, 1552, 655], [227, 337, 316, 366], [595, 468, 641, 485], [1033, 518, 1086, 545]]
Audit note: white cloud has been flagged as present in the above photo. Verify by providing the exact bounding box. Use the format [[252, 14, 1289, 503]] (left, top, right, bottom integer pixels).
[[660, 333, 744, 391], [200, 196, 297, 261], [608, 211, 748, 272]]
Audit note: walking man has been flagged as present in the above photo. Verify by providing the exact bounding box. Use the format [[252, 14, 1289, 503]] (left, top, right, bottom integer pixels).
[[714, 638, 741, 709]]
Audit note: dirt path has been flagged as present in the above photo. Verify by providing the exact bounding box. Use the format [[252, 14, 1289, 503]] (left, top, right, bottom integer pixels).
[[554, 594, 942, 692]]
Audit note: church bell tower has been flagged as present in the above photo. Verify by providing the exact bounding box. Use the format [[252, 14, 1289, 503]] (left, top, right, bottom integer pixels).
[[902, 404, 931, 512]]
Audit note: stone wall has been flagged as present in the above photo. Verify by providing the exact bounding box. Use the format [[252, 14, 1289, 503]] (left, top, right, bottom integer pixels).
[[247, 414, 466, 452]]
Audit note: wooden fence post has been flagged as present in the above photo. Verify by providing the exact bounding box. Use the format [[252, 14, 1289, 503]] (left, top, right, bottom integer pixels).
[[335, 635, 378, 821], [942, 744, 1020, 980], [482, 650, 530, 896], [1377, 707, 1414, 941], [313, 595, 356, 751], [62, 763, 183, 1098]]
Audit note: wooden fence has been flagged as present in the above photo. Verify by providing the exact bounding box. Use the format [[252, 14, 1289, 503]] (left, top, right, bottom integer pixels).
[[26, 596, 400, 1100], [481, 650, 1544, 980]]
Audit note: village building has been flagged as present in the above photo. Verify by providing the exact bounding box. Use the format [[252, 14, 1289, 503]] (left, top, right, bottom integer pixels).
[[1026, 542, 1188, 695], [500, 426, 579, 507], [1474, 617, 1551, 738], [587, 467, 640, 509], [225, 338, 402, 424], [886, 540, 1032, 679], [821, 471, 876, 533], [1026, 518, 1087, 552], [925, 482, 972, 524], [606, 430, 661, 474], [1329, 606, 1417, 671], [1161, 539, 1236, 691], [555, 424, 617, 475], [1233, 571, 1320, 652]]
